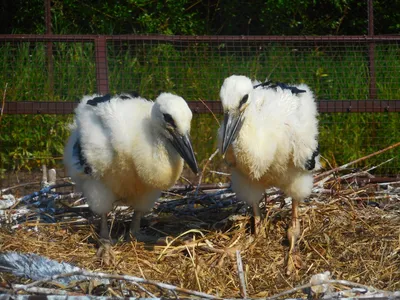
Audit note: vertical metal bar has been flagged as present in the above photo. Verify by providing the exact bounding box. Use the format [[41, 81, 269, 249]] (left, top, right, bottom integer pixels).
[[368, 0, 374, 36], [44, 0, 54, 96], [45, 0, 52, 34], [95, 36, 109, 95], [368, 0, 377, 100]]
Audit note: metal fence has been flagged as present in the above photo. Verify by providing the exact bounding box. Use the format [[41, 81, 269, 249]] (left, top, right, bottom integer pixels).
[[1, 34, 400, 189]]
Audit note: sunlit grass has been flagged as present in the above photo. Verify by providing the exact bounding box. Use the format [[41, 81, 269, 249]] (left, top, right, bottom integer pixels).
[[0, 41, 399, 177]]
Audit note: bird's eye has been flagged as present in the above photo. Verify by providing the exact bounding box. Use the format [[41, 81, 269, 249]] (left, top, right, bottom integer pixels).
[[239, 94, 249, 108], [163, 113, 176, 127]]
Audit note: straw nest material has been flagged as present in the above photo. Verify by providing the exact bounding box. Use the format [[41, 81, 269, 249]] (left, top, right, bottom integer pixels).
[[0, 146, 399, 299]]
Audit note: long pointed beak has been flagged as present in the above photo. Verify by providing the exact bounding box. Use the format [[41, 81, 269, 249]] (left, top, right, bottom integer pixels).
[[169, 130, 199, 175], [221, 112, 244, 155]]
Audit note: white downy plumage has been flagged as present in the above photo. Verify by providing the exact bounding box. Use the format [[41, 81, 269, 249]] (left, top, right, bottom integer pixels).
[[218, 75, 320, 274], [64, 92, 198, 261]]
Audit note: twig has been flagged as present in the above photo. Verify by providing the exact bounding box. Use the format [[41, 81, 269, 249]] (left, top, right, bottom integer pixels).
[[236, 250, 247, 299], [209, 170, 231, 176], [1, 181, 42, 195], [314, 142, 400, 181], [56, 193, 84, 201], [198, 98, 220, 126], [0, 286, 14, 294], [337, 157, 396, 183], [338, 171, 371, 182], [378, 181, 400, 186], [13, 270, 221, 299], [179, 175, 194, 187], [107, 287, 121, 297], [264, 279, 386, 300], [126, 280, 155, 297], [170, 183, 230, 192], [0, 82, 7, 126], [155, 193, 237, 214], [314, 173, 335, 188], [365, 157, 396, 173], [263, 282, 313, 299], [186, 244, 202, 292], [353, 195, 392, 201], [18, 182, 75, 203], [196, 148, 220, 195], [157, 229, 207, 261], [13, 285, 69, 295], [328, 279, 385, 293]]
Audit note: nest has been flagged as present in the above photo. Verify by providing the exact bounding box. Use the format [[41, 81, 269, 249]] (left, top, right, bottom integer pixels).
[[0, 147, 400, 299]]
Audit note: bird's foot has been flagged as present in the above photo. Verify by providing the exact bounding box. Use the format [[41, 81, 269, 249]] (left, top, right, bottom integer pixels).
[[96, 238, 115, 266], [286, 247, 304, 276], [126, 230, 166, 245], [286, 218, 302, 275]]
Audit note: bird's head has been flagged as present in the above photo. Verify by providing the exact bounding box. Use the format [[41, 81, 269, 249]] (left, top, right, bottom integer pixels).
[[152, 93, 199, 175], [219, 75, 253, 155]]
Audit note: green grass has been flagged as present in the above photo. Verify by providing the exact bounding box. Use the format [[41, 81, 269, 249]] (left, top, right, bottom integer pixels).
[[0, 41, 399, 178]]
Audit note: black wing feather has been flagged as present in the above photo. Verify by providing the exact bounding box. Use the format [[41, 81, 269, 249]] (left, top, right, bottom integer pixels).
[[119, 91, 140, 99], [73, 139, 92, 175], [305, 144, 320, 171], [254, 80, 306, 95], [86, 94, 112, 106], [87, 92, 140, 103], [127, 91, 140, 98]]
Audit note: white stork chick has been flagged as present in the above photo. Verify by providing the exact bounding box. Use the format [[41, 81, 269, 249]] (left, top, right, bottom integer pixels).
[[63, 92, 198, 261], [218, 75, 320, 274]]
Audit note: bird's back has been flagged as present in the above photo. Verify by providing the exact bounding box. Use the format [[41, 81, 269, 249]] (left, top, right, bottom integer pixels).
[[233, 84, 319, 180], [73, 94, 152, 174], [66, 93, 184, 198]]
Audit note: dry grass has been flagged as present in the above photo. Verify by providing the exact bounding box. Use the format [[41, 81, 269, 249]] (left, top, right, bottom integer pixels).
[[1, 143, 400, 297], [0, 173, 400, 298]]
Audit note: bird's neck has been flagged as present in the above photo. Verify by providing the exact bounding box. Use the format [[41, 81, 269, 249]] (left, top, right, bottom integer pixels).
[[149, 124, 183, 168]]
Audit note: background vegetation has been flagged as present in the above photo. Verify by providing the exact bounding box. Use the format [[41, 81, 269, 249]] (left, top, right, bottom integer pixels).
[[1, 0, 400, 35], [0, 0, 399, 181]]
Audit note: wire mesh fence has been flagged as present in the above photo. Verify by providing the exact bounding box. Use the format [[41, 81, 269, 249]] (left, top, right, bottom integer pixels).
[[0, 35, 399, 189]]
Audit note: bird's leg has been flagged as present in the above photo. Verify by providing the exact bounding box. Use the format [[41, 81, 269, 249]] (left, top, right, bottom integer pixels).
[[96, 213, 114, 266], [286, 198, 302, 275], [127, 211, 161, 243], [251, 202, 262, 235], [288, 198, 301, 251], [99, 213, 110, 240], [129, 210, 143, 238]]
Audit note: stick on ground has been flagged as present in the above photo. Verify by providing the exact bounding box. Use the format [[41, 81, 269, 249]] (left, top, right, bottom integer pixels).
[[236, 250, 247, 299], [315, 141, 400, 181], [13, 270, 222, 299]]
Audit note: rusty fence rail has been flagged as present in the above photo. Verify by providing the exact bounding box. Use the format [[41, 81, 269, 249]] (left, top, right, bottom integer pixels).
[[3, 100, 400, 114], [0, 34, 399, 183], [0, 34, 400, 109]]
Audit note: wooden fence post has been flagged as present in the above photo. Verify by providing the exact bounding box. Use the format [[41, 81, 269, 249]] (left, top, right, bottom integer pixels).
[[368, 0, 377, 100], [95, 36, 109, 95]]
